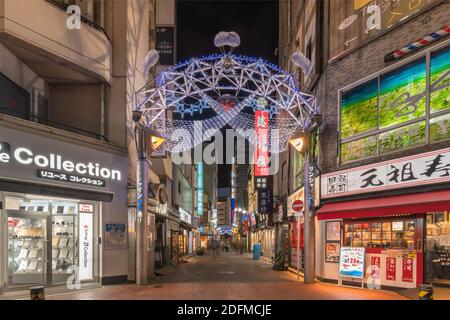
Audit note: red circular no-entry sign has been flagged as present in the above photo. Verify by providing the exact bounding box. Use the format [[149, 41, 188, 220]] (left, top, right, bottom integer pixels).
[[292, 200, 303, 212]]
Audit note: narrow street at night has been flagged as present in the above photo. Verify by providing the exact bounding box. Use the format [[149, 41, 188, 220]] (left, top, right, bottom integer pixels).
[[47, 252, 406, 300], [1, 0, 450, 316]]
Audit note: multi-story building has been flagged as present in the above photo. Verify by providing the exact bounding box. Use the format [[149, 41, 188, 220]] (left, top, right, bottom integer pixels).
[[201, 162, 218, 244], [280, 0, 450, 289], [0, 0, 154, 292], [147, 0, 179, 271], [277, 0, 323, 274]]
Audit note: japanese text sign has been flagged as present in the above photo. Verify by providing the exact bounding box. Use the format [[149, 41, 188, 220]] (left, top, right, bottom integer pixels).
[[257, 190, 273, 214], [339, 247, 365, 278], [254, 110, 269, 176], [402, 257, 414, 283], [386, 257, 396, 281], [322, 147, 450, 199]]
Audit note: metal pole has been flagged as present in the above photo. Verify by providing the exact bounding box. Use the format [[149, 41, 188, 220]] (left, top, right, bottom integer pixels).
[[296, 214, 300, 281], [136, 127, 149, 285], [303, 142, 315, 283]]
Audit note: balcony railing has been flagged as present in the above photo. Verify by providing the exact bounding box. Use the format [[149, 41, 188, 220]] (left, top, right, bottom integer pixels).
[[0, 107, 108, 142], [46, 0, 110, 41]]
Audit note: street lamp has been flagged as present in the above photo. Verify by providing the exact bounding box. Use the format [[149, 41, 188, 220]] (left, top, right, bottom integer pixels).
[[144, 128, 166, 153], [132, 110, 165, 285], [289, 130, 308, 155]]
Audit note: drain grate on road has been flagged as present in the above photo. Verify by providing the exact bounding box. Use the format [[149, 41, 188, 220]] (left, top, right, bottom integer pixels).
[[219, 271, 235, 274], [153, 285, 163, 288]]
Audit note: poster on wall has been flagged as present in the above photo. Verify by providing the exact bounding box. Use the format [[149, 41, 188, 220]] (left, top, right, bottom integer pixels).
[[105, 223, 127, 250], [386, 257, 396, 281], [370, 256, 381, 279], [325, 242, 340, 263], [339, 247, 365, 278], [326, 221, 341, 241], [402, 257, 414, 282]]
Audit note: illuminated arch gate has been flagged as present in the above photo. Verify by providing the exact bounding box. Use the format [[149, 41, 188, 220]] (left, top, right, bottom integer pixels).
[[135, 54, 318, 154]]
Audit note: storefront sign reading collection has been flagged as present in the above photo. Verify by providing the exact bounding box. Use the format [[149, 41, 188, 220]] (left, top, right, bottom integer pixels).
[[38, 170, 105, 187], [322, 147, 450, 199], [0, 141, 122, 187]]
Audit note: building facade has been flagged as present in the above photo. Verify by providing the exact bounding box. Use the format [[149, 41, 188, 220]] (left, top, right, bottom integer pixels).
[[0, 0, 148, 291], [279, 0, 450, 289]]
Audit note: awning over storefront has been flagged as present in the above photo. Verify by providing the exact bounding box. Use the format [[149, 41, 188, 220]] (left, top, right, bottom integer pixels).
[[317, 189, 450, 220]]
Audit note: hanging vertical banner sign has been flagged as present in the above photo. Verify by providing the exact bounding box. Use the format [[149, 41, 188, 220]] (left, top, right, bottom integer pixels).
[[402, 257, 414, 283], [386, 257, 396, 281], [257, 190, 273, 214], [197, 163, 203, 216], [79, 210, 93, 281], [231, 162, 236, 225], [136, 165, 143, 222], [254, 109, 269, 176], [156, 26, 175, 65], [250, 212, 256, 226]]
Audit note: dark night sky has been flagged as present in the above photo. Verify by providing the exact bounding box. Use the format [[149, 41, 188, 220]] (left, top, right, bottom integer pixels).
[[177, 0, 278, 188], [177, 0, 278, 63]]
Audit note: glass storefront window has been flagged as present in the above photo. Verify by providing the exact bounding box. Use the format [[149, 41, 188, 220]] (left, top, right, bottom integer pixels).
[[425, 212, 450, 283], [4, 193, 96, 286], [344, 219, 415, 249], [430, 47, 450, 114]]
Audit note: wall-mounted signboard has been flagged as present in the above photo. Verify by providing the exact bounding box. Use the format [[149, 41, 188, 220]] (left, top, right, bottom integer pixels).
[[156, 26, 175, 65], [322, 147, 450, 199]]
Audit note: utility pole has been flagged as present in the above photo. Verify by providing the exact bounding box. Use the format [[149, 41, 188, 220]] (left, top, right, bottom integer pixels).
[[135, 115, 149, 285], [303, 134, 315, 284]]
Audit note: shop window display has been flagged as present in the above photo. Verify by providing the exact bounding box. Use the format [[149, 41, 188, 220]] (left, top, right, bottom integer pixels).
[[51, 202, 78, 281], [344, 220, 415, 249], [425, 212, 450, 283], [5, 193, 95, 286], [8, 216, 46, 284]]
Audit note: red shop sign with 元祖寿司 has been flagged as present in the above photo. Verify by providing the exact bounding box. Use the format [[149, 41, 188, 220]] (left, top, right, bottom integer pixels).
[[386, 257, 396, 281], [402, 257, 414, 283]]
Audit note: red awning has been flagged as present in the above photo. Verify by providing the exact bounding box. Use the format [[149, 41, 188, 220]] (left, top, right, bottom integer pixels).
[[317, 189, 450, 220]]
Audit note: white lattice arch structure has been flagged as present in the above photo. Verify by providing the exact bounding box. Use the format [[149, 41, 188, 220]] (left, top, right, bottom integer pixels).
[[136, 54, 318, 153]]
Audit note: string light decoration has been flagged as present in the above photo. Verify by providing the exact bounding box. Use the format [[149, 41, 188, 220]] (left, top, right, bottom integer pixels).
[[135, 53, 317, 153]]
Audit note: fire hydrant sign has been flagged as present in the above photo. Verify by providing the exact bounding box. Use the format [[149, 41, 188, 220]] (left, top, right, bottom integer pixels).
[[339, 247, 365, 278]]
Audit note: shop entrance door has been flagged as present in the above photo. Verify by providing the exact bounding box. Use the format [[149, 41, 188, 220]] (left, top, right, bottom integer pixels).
[[7, 211, 50, 286]]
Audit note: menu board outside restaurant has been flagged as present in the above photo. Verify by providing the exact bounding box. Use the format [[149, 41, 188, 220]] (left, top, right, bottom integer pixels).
[[339, 247, 365, 279]]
